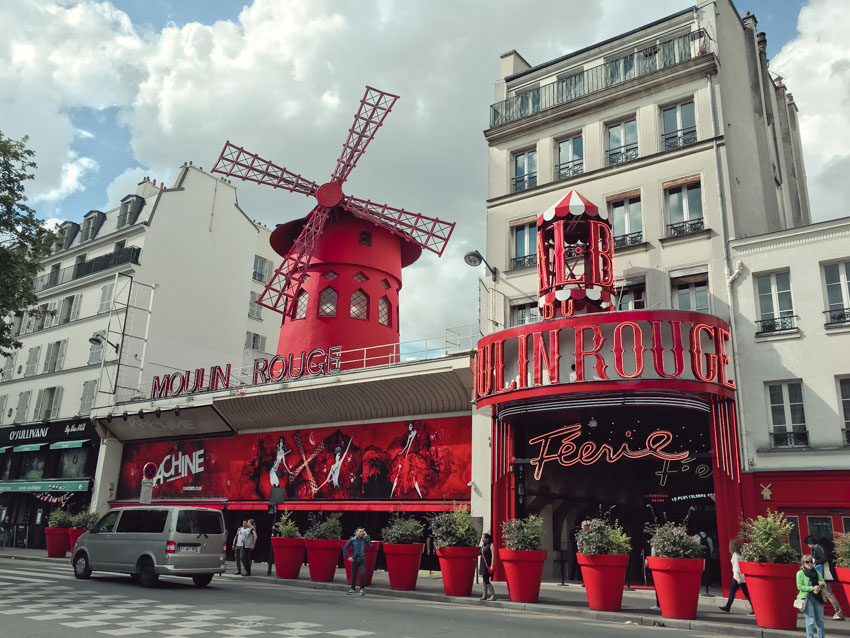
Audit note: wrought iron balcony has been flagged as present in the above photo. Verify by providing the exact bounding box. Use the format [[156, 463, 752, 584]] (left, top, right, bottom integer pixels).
[[556, 158, 584, 181], [666, 218, 705, 237], [825, 307, 850, 325], [34, 246, 142, 293], [771, 430, 809, 448], [510, 254, 537, 269], [613, 232, 644, 249], [661, 126, 698, 151], [512, 172, 537, 192], [755, 315, 798, 335], [608, 144, 639, 167], [490, 30, 708, 128]]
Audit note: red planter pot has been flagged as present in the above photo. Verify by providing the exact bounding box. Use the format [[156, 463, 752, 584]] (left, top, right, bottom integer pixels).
[[305, 539, 344, 582], [271, 537, 305, 579], [383, 542, 424, 591], [577, 553, 629, 611], [45, 527, 70, 558], [740, 562, 800, 630], [499, 549, 547, 603], [343, 540, 382, 587], [436, 546, 480, 597], [835, 566, 850, 614], [647, 556, 704, 619], [68, 529, 87, 553]]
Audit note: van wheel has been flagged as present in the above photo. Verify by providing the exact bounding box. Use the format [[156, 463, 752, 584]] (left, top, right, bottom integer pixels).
[[73, 553, 91, 579], [137, 557, 159, 588], [192, 574, 213, 587]]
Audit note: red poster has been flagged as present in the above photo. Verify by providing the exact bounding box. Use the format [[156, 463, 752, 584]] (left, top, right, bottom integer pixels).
[[117, 417, 471, 502]]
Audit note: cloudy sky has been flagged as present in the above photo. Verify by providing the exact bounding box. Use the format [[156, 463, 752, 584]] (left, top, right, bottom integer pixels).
[[2, 0, 841, 341]]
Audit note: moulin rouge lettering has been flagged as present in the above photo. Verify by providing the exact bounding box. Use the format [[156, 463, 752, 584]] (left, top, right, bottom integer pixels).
[[528, 423, 690, 481], [153, 449, 205, 487]]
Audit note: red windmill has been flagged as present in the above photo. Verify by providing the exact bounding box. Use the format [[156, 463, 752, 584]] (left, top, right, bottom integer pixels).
[[212, 86, 455, 368]]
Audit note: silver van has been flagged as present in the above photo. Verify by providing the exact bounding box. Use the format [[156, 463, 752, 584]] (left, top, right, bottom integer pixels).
[[71, 506, 226, 587]]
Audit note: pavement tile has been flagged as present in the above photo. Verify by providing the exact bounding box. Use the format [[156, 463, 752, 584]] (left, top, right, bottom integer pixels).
[[60, 620, 111, 628], [272, 631, 323, 637], [232, 615, 276, 622], [172, 621, 219, 628], [25, 614, 75, 621], [211, 630, 266, 637], [153, 629, 209, 636], [133, 614, 180, 621], [326, 631, 376, 637], [117, 621, 167, 628], [99, 629, 153, 636], [0, 607, 44, 615], [278, 623, 323, 629]]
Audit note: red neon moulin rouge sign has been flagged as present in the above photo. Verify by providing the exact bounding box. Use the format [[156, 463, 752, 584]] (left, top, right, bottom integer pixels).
[[529, 423, 690, 480]]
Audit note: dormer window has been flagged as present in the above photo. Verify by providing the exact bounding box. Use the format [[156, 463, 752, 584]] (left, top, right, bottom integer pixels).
[[80, 216, 95, 242]]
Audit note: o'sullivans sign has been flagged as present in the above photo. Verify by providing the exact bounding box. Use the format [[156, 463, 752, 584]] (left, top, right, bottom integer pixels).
[[474, 310, 735, 407]]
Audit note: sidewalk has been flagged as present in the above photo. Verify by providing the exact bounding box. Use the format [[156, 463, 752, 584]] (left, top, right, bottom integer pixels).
[[3, 547, 848, 637]]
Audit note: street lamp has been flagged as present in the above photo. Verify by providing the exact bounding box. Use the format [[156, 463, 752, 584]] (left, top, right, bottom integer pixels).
[[88, 333, 120, 353], [464, 250, 498, 282]]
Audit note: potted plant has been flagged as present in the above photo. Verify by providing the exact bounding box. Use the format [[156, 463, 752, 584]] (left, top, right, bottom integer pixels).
[[832, 532, 850, 606], [45, 509, 73, 558], [270, 511, 304, 579], [303, 513, 343, 582], [69, 511, 99, 552], [429, 505, 481, 597], [499, 515, 546, 603], [644, 510, 704, 619], [381, 513, 426, 590], [576, 513, 632, 611], [739, 510, 800, 630]]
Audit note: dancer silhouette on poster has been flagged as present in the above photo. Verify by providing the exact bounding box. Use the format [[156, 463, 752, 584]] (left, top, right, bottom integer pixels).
[[315, 437, 352, 491], [269, 437, 292, 488], [391, 423, 425, 498]]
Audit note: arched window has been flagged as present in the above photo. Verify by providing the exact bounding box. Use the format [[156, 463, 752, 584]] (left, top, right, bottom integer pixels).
[[318, 287, 337, 317], [378, 296, 391, 327], [294, 290, 309, 320], [350, 289, 369, 320]]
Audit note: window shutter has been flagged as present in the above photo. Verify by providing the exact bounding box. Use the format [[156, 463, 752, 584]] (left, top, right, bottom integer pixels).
[[259, 336, 267, 352], [16, 391, 30, 422], [0, 395, 6, 425], [99, 283, 115, 314], [264, 259, 274, 283], [245, 332, 252, 349], [70, 294, 82, 321], [79, 381, 96, 415], [26, 346, 40, 377], [50, 386, 63, 419], [56, 340, 67, 371], [24, 311, 36, 334], [42, 343, 55, 374], [33, 389, 44, 421]]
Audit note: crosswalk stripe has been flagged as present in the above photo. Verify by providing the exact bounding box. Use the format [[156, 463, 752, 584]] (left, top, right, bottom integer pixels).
[[0, 567, 75, 580]]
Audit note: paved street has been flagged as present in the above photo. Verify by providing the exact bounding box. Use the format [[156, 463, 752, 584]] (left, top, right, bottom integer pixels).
[[1, 555, 714, 638]]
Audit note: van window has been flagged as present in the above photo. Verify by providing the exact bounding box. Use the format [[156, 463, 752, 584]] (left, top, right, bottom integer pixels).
[[116, 509, 168, 533], [176, 510, 224, 535], [95, 511, 120, 533]]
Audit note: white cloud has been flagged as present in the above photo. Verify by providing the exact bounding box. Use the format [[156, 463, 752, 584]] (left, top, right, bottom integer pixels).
[[772, 0, 850, 221], [31, 153, 98, 204], [103, 166, 149, 211]]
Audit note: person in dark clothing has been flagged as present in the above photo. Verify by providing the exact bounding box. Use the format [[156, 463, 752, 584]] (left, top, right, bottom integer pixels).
[[806, 535, 845, 620], [343, 528, 372, 596], [479, 532, 495, 601]]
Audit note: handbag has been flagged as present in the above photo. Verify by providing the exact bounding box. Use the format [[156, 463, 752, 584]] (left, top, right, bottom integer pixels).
[[824, 563, 835, 582], [793, 598, 805, 611]]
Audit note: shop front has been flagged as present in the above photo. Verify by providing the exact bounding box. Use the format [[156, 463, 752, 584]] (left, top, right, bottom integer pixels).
[[0, 418, 99, 549]]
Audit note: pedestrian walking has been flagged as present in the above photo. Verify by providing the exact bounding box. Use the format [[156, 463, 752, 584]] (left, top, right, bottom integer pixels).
[[797, 554, 826, 638], [0, 516, 7, 550], [806, 535, 845, 620], [343, 527, 372, 596], [233, 519, 255, 576], [719, 539, 755, 614], [479, 532, 495, 601]]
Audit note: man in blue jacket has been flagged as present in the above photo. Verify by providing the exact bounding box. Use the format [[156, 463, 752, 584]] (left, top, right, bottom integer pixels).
[[343, 528, 372, 596]]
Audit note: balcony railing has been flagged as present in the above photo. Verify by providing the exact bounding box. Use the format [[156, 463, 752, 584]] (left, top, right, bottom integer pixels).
[[512, 172, 537, 192], [490, 30, 708, 128], [844, 428, 850, 446], [825, 307, 850, 325], [771, 430, 809, 448], [556, 158, 584, 181], [511, 254, 537, 269], [661, 126, 698, 151], [667, 218, 705, 238], [613, 232, 644, 249], [755, 315, 798, 335], [608, 143, 639, 166], [34, 246, 141, 293]]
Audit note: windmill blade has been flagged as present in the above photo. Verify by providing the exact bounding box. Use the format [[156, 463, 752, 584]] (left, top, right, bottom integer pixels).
[[212, 141, 319, 197], [342, 195, 455, 257], [257, 205, 332, 316], [330, 86, 400, 185]]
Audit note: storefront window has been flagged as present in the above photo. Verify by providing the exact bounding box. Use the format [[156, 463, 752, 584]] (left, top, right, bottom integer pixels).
[[20, 453, 45, 480], [842, 517, 850, 533], [0, 454, 11, 480], [807, 516, 834, 541], [59, 448, 88, 479], [787, 515, 802, 555]]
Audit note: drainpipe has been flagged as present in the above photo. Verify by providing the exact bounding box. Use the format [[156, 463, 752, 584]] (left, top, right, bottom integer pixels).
[[707, 72, 750, 469]]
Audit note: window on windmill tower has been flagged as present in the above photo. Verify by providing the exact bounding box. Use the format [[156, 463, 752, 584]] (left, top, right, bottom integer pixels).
[[380, 279, 391, 290], [294, 290, 308, 320], [318, 287, 338, 317], [350, 289, 369, 320], [378, 296, 391, 327], [323, 270, 339, 281], [359, 231, 372, 246], [353, 271, 368, 283]]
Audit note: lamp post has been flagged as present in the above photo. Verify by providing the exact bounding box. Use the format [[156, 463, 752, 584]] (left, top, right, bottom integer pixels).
[[464, 250, 498, 282]]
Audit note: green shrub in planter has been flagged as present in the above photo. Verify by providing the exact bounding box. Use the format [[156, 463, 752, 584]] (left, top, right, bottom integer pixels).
[[428, 505, 479, 548], [304, 512, 342, 540], [273, 511, 299, 538], [48, 510, 73, 528], [739, 510, 799, 564], [576, 515, 631, 556], [381, 513, 425, 545], [834, 532, 850, 568], [71, 511, 100, 530], [644, 509, 702, 559], [501, 515, 544, 551]]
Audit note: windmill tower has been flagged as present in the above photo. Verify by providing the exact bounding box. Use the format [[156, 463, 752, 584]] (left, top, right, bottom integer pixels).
[[212, 87, 455, 367]]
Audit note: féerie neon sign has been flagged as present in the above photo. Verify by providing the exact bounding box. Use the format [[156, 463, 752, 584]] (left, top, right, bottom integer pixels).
[[528, 423, 689, 480]]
